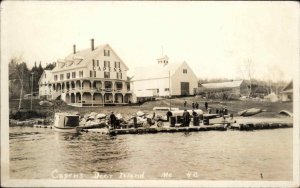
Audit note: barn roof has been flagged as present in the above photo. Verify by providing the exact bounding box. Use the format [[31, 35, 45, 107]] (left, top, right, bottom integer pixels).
[[201, 80, 244, 89], [131, 62, 185, 81], [52, 44, 128, 72], [281, 81, 293, 92]]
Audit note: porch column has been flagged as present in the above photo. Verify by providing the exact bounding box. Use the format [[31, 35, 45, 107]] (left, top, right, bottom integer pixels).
[[91, 92, 94, 107], [123, 94, 125, 104], [80, 80, 83, 91], [102, 81, 105, 91], [69, 81, 72, 91], [102, 94, 105, 107], [75, 92, 77, 104]]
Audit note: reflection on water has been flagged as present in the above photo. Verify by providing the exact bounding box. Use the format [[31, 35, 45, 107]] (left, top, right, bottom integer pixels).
[[9, 127, 293, 180]]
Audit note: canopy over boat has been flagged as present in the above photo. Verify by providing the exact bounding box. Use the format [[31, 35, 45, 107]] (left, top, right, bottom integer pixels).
[[54, 113, 80, 128]]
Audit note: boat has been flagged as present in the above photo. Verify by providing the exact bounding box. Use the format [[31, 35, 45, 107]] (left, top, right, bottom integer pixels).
[[238, 108, 263, 117], [53, 113, 81, 133]]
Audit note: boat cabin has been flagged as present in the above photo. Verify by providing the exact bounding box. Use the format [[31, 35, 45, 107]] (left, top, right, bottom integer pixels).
[[54, 113, 80, 128]]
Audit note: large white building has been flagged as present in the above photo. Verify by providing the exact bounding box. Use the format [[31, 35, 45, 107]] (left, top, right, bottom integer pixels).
[[38, 70, 53, 100], [39, 39, 132, 106], [130, 57, 198, 102]]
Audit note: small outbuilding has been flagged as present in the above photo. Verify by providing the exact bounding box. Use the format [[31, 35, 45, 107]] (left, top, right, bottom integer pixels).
[[280, 81, 293, 102], [196, 80, 250, 99]]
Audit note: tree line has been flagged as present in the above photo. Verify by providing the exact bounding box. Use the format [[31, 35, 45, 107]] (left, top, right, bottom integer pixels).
[[9, 57, 56, 99]]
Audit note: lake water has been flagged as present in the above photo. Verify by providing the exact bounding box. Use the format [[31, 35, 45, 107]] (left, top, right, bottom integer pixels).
[[9, 127, 293, 180]]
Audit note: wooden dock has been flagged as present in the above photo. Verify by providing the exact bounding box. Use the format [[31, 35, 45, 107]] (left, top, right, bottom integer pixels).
[[32, 117, 293, 135]]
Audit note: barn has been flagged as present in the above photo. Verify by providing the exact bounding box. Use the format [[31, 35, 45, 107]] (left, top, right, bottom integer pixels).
[[197, 80, 250, 99], [130, 59, 198, 102]]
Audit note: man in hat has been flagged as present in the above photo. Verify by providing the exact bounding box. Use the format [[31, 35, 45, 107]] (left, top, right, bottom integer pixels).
[[110, 112, 117, 129], [182, 109, 190, 127], [166, 110, 173, 121], [195, 102, 199, 109]]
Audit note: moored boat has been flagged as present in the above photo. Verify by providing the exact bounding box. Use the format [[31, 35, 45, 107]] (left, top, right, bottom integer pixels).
[[53, 113, 81, 133]]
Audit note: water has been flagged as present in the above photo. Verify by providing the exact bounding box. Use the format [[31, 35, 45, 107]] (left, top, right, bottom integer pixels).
[[9, 127, 293, 180]]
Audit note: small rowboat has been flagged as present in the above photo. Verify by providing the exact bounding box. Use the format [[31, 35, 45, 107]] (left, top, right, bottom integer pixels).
[[53, 113, 81, 134]]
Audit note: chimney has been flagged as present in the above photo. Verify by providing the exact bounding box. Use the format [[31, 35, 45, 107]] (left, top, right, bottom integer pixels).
[[73, 44, 76, 54], [91, 38, 94, 51]]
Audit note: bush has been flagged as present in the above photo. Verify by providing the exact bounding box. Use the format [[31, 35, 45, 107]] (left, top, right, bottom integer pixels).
[[10, 110, 52, 121]]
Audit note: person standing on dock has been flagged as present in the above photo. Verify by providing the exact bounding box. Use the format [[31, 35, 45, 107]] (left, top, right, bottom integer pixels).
[[192, 110, 197, 116], [184, 100, 187, 108], [166, 110, 173, 121], [195, 102, 199, 109], [205, 101, 208, 111], [110, 112, 117, 129], [224, 107, 228, 115], [192, 101, 195, 109], [182, 109, 190, 127]]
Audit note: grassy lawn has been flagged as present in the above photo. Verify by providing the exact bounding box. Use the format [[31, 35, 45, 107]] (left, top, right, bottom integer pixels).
[[9, 97, 293, 119]]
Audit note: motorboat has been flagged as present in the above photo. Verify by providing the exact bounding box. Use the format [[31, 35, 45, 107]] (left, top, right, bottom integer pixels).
[[53, 113, 81, 133]]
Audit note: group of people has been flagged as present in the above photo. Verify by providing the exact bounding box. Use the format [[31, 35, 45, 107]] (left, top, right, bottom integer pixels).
[[166, 108, 199, 127], [183, 100, 209, 111]]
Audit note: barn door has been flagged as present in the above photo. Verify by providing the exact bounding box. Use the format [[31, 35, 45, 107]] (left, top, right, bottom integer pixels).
[[181, 82, 190, 96]]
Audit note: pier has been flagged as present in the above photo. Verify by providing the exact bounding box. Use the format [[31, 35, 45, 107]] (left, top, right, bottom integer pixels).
[[32, 118, 293, 135]]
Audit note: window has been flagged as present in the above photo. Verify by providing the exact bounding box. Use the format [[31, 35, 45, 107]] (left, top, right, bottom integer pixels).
[[117, 72, 122, 79], [97, 60, 99, 67], [92, 59, 95, 67], [72, 72, 76, 78], [90, 71, 96, 77], [67, 73, 70, 79], [183, 69, 187, 74], [104, 72, 110, 78], [165, 88, 169, 91], [60, 74, 64, 80], [54, 75, 58, 81], [104, 49, 110, 56], [79, 71, 83, 78], [104, 61, 110, 68], [115, 61, 120, 68]]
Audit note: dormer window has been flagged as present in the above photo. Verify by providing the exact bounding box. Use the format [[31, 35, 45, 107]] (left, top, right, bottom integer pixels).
[[183, 69, 187, 74]]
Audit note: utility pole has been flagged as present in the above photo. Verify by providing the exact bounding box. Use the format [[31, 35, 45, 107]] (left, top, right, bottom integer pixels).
[[31, 72, 34, 110]]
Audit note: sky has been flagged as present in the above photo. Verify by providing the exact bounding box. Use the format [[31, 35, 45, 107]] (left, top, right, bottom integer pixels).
[[1, 1, 299, 81]]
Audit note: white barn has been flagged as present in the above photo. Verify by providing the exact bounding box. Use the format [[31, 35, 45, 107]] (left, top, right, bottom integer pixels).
[[130, 60, 198, 102]]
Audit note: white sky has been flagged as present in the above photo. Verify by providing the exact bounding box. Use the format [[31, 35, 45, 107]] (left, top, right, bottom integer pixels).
[[1, 1, 299, 81]]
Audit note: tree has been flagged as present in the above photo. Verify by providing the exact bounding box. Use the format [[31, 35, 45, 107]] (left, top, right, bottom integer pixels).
[[44, 62, 56, 70], [9, 58, 31, 109], [238, 58, 255, 97]]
